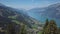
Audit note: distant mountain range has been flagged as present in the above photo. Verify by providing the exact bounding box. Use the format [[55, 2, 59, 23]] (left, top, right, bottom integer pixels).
[[0, 3, 60, 29], [27, 3, 60, 27]]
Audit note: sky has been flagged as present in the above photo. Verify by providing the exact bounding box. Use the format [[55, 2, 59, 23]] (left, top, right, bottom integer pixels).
[[0, 0, 60, 10]]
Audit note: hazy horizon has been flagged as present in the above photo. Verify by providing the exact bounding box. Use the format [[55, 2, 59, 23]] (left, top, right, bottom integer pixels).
[[0, 0, 60, 10]]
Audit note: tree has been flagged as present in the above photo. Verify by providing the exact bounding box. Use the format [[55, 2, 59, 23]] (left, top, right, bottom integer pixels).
[[45, 20, 58, 34], [42, 19, 49, 34], [6, 23, 15, 34], [20, 24, 27, 34], [44, 19, 49, 28]]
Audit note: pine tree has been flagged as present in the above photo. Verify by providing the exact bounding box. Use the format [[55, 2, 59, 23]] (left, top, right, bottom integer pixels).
[[42, 19, 49, 34], [6, 23, 15, 34], [20, 24, 27, 34], [45, 20, 58, 34], [44, 19, 49, 28]]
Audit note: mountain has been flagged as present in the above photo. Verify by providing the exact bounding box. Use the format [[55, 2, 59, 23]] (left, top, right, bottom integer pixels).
[[27, 3, 60, 27], [0, 3, 43, 28]]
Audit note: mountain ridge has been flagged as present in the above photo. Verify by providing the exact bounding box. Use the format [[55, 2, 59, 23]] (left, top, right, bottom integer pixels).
[[0, 3, 42, 28], [27, 3, 60, 26]]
